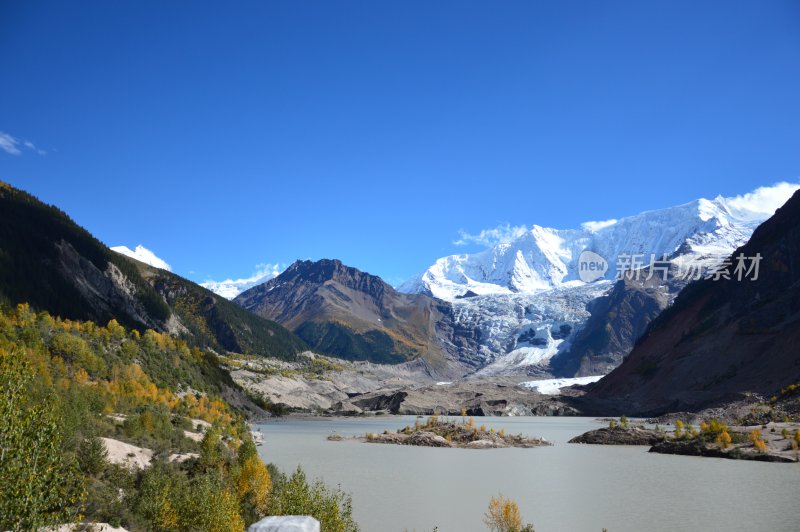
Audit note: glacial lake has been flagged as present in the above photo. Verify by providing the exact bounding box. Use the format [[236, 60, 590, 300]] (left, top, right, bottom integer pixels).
[[254, 416, 800, 532]]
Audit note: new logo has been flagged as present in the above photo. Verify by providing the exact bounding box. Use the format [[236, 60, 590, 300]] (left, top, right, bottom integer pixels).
[[577, 250, 608, 282]]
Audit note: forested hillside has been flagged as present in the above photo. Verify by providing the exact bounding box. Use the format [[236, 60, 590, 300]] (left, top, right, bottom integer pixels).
[[0, 304, 356, 531]]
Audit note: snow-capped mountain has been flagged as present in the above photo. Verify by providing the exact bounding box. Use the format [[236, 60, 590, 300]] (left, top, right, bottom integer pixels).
[[200, 263, 283, 299], [401, 184, 798, 301], [111, 244, 172, 271], [401, 183, 799, 377]]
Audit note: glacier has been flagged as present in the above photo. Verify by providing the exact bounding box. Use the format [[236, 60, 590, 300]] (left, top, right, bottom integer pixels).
[[520, 375, 604, 395]]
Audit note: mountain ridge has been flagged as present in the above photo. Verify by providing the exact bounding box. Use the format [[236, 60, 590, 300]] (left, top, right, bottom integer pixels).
[[0, 181, 306, 360], [234, 259, 470, 372]]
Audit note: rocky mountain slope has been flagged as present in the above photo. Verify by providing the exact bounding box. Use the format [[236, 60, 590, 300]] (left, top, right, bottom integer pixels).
[[234, 259, 474, 373], [0, 181, 306, 360], [585, 189, 800, 415], [136, 262, 307, 359], [548, 273, 677, 377]]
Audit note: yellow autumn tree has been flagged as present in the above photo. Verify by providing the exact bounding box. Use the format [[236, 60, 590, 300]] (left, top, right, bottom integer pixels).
[[484, 494, 523, 532], [715, 431, 732, 449], [236, 456, 272, 516]]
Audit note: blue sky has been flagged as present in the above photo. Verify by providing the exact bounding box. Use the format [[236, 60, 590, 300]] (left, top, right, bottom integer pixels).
[[2, 1, 799, 286]]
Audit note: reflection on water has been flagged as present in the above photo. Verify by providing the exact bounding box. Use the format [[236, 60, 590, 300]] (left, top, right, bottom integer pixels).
[[255, 416, 800, 532]]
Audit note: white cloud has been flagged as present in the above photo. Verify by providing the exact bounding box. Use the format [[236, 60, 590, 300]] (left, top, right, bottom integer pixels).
[[581, 219, 618, 233], [0, 131, 45, 156], [723, 181, 800, 215], [454, 224, 530, 247], [0, 132, 21, 155], [200, 263, 284, 300], [111, 245, 172, 271]]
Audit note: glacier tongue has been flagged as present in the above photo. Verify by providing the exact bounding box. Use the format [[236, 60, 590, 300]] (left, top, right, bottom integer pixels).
[[449, 283, 610, 376]]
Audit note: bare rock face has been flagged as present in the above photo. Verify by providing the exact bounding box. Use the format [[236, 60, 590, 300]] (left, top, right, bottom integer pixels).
[[56, 240, 161, 330]]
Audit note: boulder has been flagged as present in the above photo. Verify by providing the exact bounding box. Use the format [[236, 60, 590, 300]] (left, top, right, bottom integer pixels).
[[248, 516, 321, 532], [407, 431, 451, 447]]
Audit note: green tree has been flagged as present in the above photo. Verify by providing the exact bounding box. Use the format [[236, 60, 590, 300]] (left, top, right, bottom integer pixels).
[[77, 437, 108, 476], [0, 351, 85, 529], [199, 424, 226, 471], [135, 461, 186, 531]]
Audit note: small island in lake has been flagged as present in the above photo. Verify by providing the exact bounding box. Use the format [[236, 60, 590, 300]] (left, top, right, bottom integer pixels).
[[329, 415, 551, 449], [570, 417, 800, 463]]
